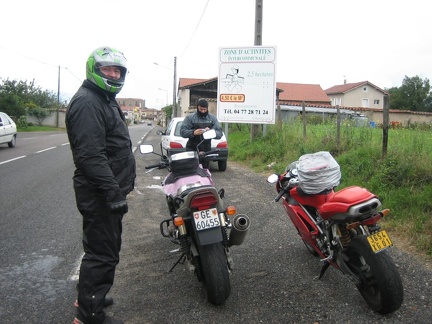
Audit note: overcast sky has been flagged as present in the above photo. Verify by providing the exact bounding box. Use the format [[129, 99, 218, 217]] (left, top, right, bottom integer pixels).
[[1, 0, 430, 108]]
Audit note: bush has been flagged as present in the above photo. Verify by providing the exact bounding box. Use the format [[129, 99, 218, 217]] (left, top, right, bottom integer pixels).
[[16, 116, 28, 129]]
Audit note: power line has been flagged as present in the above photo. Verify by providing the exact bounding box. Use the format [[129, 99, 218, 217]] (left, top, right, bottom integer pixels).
[[0, 45, 81, 82], [178, 0, 210, 58]]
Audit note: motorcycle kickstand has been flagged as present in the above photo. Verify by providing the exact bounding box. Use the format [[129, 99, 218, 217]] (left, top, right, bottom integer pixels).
[[168, 253, 186, 273], [315, 261, 331, 280]]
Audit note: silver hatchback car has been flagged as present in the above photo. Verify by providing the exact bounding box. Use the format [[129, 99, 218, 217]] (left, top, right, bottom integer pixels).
[[0, 112, 17, 148]]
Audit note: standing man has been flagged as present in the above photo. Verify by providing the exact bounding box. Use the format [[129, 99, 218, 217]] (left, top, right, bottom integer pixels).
[[66, 46, 136, 324], [180, 98, 223, 169]]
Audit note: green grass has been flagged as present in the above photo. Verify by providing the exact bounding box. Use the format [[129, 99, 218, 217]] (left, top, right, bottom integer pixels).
[[226, 121, 432, 259], [18, 125, 66, 132]]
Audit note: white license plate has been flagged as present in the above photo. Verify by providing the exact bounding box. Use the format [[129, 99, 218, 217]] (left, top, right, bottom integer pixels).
[[193, 208, 220, 231]]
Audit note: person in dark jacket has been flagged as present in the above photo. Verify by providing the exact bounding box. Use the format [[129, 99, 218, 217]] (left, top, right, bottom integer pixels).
[[66, 46, 136, 324], [180, 98, 223, 169]]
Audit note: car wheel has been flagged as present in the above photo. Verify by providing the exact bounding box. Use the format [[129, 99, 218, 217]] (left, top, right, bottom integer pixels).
[[8, 135, 16, 148], [218, 160, 227, 171]]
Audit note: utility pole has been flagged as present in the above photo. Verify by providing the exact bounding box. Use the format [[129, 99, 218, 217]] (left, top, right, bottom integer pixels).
[[251, 0, 263, 141], [173, 56, 177, 117], [56, 65, 60, 127]]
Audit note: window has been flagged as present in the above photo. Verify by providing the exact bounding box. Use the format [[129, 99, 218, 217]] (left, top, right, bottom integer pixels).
[[0, 113, 11, 125], [362, 99, 369, 107], [374, 100, 380, 105], [332, 97, 342, 106], [363, 87, 367, 92]]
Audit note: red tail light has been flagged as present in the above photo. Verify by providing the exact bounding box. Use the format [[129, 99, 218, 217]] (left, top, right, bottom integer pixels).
[[169, 142, 184, 149], [190, 193, 218, 210], [216, 141, 227, 148]]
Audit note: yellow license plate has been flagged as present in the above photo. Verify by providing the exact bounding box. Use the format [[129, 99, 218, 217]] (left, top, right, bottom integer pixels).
[[367, 230, 393, 253]]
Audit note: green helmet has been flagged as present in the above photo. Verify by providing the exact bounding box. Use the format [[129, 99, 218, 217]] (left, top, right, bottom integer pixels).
[[86, 46, 128, 94]]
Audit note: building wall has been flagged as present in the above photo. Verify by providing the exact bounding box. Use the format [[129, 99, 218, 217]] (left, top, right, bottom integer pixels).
[[328, 85, 384, 109]]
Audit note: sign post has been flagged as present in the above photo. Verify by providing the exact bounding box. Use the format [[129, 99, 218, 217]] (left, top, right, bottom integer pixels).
[[217, 46, 276, 124]]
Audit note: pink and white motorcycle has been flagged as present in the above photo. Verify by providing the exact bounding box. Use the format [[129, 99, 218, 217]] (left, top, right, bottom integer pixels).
[[139, 130, 250, 305]]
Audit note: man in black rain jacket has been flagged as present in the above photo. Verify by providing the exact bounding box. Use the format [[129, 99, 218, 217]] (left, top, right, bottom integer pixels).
[[66, 46, 136, 324]]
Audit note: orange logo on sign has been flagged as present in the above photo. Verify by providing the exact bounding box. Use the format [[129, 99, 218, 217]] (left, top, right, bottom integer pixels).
[[220, 94, 245, 102]]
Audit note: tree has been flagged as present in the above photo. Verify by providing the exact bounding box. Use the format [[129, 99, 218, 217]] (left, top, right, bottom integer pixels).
[[27, 107, 53, 126], [388, 75, 431, 111], [0, 78, 60, 118]]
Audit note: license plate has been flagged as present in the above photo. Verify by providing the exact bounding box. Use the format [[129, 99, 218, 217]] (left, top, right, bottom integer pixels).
[[367, 230, 393, 253], [193, 208, 220, 231]]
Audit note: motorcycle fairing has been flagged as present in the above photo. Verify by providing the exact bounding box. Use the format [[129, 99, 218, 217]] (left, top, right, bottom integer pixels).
[[290, 187, 333, 209], [282, 201, 319, 247], [318, 186, 380, 220]]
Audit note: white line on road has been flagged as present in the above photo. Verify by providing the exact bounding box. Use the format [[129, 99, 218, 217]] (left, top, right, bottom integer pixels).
[[35, 147, 56, 153], [0, 155, 26, 165], [68, 252, 84, 281]]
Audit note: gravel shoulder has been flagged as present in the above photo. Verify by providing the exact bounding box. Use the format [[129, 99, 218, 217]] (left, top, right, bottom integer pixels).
[[109, 130, 432, 324]]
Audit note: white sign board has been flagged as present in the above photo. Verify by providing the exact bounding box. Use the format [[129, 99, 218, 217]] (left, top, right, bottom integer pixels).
[[217, 46, 276, 124]]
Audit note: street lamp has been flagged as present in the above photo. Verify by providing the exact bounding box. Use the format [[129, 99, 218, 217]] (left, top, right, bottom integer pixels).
[[153, 56, 177, 117]]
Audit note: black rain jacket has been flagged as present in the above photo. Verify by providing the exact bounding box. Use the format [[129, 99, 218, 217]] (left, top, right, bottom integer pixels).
[[66, 80, 136, 201], [180, 112, 223, 152]]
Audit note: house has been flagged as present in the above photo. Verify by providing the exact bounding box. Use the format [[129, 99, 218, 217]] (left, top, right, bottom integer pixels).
[[276, 82, 331, 106], [324, 81, 388, 109], [177, 78, 331, 117], [177, 77, 218, 117]]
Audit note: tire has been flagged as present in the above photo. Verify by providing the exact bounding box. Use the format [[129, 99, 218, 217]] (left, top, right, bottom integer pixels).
[[344, 235, 403, 314], [302, 238, 319, 256], [8, 135, 16, 148], [218, 160, 227, 171], [198, 242, 231, 305]]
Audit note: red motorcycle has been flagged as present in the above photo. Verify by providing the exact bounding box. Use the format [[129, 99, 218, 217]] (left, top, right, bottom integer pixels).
[[267, 151, 403, 314]]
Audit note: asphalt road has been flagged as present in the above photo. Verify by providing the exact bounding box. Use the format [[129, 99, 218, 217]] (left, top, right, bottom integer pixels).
[[108, 127, 432, 324], [1, 125, 430, 323]]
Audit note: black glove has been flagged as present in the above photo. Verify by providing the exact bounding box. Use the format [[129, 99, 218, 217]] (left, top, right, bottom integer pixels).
[[107, 194, 128, 214]]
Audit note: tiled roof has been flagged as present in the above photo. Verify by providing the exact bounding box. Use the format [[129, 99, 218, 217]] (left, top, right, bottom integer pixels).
[[276, 82, 331, 103], [179, 78, 217, 88], [179, 78, 330, 104], [325, 81, 387, 95]]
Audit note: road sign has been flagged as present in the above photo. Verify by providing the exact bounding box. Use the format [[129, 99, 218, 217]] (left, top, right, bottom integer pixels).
[[217, 46, 276, 124]]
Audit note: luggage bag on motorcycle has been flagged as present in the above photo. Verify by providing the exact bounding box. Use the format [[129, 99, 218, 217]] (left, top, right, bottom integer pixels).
[[169, 151, 199, 177], [297, 151, 341, 194]]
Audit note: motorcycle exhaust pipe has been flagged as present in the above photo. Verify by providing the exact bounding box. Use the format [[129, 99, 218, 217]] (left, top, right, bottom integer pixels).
[[228, 214, 251, 246]]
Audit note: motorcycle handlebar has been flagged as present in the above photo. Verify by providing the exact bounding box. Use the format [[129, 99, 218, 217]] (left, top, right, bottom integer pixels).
[[273, 183, 291, 202], [145, 163, 162, 169]]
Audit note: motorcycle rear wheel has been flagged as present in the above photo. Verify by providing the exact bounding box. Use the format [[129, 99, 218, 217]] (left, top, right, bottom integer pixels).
[[198, 242, 231, 305], [345, 235, 403, 314]]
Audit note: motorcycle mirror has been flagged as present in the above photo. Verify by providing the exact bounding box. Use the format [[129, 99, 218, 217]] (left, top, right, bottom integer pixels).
[[267, 174, 279, 183], [139, 144, 154, 154], [203, 129, 216, 140]]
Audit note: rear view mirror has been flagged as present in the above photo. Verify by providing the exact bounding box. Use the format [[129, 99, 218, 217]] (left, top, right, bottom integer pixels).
[[203, 129, 216, 140], [139, 144, 154, 154]]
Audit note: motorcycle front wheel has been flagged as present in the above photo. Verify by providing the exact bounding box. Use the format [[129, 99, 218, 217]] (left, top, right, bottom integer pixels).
[[344, 235, 403, 314], [198, 242, 231, 305]]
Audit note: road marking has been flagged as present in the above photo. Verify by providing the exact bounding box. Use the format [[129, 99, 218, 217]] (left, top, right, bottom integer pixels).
[[0, 143, 71, 165], [35, 147, 56, 153], [0, 155, 26, 165], [68, 252, 84, 281]]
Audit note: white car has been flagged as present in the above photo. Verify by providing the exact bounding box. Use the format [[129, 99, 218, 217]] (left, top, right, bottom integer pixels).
[[157, 117, 228, 171], [0, 112, 17, 148]]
